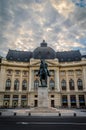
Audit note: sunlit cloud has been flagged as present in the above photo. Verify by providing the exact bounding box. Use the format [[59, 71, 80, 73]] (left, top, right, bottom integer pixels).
[[51, 0, 74, 18], [0, 0, 86, 57]]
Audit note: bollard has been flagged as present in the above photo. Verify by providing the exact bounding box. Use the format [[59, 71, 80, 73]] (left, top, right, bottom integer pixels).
[[14, 112, 16, 116], [74, 113, 76, 117], [59, 113, 61, 117], [0, 112, 2, 116], [28, 112, 31, 116]]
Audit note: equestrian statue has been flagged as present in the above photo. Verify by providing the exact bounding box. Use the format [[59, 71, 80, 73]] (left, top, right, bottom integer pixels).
[[36, 59, 50, 87]]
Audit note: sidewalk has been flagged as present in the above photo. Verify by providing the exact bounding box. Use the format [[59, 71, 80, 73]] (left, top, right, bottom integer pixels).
[[0, 108, 86, 117]]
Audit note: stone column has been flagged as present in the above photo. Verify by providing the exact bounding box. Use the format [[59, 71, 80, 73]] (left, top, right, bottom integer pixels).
[[55, 68, 60, 91], [82, 67, 86, 91], [27, 71, 29, 91], [84, 94, 86, 106], [74, 70, 78, 91], [68, 94, 71, 108], [19, 71, 22, 92], [10, 94, 13, 108], [29, 68, 31, 91], [66, 71, 69, 92], [29, 68, 34, 91], [11, 70, 15, 92], [47, 77, 49, 89], [0, 95, 3, 107], [32, 70, 34, 90], [0, 66, 6, 91], [76, 94, 79, 108], [18, 94, 21, 107], [27, 94, 30, 107]]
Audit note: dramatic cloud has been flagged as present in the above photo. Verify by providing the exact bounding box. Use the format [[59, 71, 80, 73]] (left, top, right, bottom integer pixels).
[[0, 0, 86, 57]]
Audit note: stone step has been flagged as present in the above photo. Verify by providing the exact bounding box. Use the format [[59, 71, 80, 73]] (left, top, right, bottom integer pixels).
[[30, 107, 58, 113]]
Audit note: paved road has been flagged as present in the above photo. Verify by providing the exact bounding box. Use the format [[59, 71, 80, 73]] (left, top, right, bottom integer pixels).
[[0, 116, 86, 130]]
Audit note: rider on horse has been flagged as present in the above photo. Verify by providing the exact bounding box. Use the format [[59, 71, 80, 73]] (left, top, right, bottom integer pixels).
[[36, 59, 50, 86]]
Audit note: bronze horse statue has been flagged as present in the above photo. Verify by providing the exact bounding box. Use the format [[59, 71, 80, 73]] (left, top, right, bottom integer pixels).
[[36, 60, 50, 87]]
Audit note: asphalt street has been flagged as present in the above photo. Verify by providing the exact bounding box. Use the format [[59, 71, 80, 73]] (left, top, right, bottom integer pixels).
[[0, 116, 86, 130]]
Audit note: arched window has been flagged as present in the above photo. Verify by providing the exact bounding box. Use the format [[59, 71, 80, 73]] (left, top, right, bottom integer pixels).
[[69, 79, 74, 90], [61, 80, 66, 90], [14, 79, 19, 90], [5, 79, 11, 90], [77, 79, 83, 90], [34, 79, 39, 90], [50, 79, 55, 90], [22, 80, 27, 90]]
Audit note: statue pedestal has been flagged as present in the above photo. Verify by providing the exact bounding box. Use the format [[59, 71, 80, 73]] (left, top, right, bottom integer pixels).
[[38, 87, 49, 107]]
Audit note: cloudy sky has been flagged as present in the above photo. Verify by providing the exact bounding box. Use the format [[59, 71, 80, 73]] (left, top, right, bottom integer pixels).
[[0, 0, 86, 57]]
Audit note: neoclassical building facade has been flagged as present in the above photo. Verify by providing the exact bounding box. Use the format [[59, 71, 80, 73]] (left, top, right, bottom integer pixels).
[[0, 40, 86, 108]]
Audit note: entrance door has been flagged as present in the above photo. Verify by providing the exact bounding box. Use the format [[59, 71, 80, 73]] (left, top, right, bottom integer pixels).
[[34, 100, 38, 107], [51, 100, 55, 107]]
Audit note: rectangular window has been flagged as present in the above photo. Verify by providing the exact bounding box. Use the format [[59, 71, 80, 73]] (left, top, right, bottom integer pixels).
[[21, 95, 27, 100], [7, 69, 12, 75], [79, 95, 85, 103], [23, 71, 28, 76], [79, 95, 85, 108], [34, 95, 38, 98], [60, 71, 65, 76], [76, 70, 82, 75], [13, 95, 18, 100], [62, 95, 67, 103], [15, 70, 20, 75], [49, 70, 54, 76], [62, 95, 68, 107], [34, 70, 39, 76], [70, 95, 76, 103], [68, 70, 74, 75], [70, 95, 76, 107], [51, 95, 54, 98], [4, 95, 10, 100]]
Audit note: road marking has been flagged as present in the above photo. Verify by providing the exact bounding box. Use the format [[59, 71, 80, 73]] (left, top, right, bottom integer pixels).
[[16, 122, 86, 125], [17, 122, 29, 124]]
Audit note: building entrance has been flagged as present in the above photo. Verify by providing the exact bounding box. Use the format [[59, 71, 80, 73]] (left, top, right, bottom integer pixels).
[[34, 100, 38, 107], [51, 100, 54, 107]]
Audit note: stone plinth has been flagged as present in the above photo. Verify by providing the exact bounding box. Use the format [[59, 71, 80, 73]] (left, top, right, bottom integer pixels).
[[38, 87, 49, 107]]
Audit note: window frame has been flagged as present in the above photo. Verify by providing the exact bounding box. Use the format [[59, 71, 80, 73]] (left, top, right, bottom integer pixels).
[[5, 79, 11, 90], [14, 79, 19, 90]]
